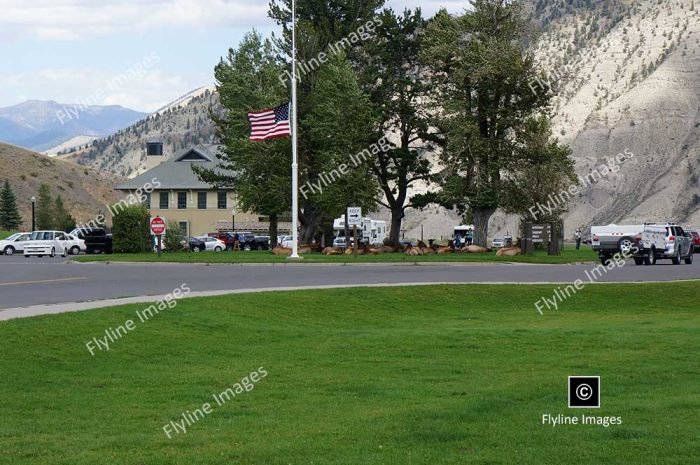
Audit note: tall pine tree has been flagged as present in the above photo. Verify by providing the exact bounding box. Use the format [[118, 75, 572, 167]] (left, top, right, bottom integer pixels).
[[0, 180, 22, 230], [418, 1, 572, 246], [53, 195, 76, 232], [35, 183, 54, 230]]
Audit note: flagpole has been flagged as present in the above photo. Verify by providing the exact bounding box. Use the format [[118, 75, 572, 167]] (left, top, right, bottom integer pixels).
[[290, 0, 300, 259]]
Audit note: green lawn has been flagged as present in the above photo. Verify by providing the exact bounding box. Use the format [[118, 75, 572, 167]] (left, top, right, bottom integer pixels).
[[74, 244, 597, 264], [0, 230, 15, 240], [1, 283, 698, 465]]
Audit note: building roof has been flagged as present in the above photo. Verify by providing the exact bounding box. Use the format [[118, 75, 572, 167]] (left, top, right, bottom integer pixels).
[[116, 145, 236, 190]]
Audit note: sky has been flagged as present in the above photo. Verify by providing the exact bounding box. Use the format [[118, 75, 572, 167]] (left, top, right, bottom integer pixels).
[[0, 0, 466, 112]]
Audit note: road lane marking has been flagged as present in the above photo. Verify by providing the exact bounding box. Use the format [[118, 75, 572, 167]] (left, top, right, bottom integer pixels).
[[0, 277, 87, 287]]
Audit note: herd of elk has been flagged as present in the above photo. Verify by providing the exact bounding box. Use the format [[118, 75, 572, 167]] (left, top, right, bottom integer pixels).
[[272, 241, 521, 257]]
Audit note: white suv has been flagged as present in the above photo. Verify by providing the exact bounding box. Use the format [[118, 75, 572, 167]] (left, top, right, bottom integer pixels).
[[23, 231, 70, 258], [641, 223, 693, 265]]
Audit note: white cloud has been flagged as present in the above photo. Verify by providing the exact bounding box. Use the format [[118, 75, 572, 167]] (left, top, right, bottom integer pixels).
[[0, 63, 200, 111], [0, 0, 269, 40]]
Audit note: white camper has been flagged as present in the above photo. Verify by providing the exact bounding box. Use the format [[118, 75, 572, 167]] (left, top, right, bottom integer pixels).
[[333, 215, 387, 246]]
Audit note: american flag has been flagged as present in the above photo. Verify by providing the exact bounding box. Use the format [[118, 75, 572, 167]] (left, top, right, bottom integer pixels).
[[248, 103, 291, 141]]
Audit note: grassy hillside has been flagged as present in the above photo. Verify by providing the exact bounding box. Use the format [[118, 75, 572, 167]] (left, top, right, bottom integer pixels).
[[0, 142, 123, 229], [0, 283, 697, 464]]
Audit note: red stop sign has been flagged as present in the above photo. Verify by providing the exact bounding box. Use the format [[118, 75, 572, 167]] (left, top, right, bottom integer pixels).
[[150, 216, 166, 235]]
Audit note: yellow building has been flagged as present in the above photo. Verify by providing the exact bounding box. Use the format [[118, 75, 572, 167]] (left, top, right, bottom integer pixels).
[[115, 143, 263, 237]]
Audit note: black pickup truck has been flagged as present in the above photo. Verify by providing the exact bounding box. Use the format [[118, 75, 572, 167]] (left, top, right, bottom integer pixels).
[[70, 227, 113, 254]]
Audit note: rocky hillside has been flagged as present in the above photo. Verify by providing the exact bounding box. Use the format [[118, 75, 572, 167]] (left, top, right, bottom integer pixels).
[[0, 142, 123, 229], [60, 87, 219, 177], [524, 0, 700, 234]]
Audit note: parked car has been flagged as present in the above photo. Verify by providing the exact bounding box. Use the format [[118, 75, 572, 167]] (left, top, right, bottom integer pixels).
[[491, 236, 512, 249], [688, 228, 700, 252], [278, 235, 293, 248], [189, 237, 206, 252], [333, 235, 347, 248], [333, 236, 361, 249], [65, 233, 86, 255], [254, 235, 270, 250], [234, 232, 257, 251], [195, 236, 226, 252], [70, 227, 113, 254], [23, 231, 70, 257], [207, 232, 237, 251], [0, 232, 31, 255]]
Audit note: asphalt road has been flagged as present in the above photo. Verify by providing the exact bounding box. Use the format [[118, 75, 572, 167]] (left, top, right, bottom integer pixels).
[[0, 254, 698, 314]]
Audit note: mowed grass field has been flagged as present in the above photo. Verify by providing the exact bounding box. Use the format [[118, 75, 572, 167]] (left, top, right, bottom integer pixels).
[[74, 244, 598, 264], [0, 230, 14, 240], [0, 283, 698, 465]]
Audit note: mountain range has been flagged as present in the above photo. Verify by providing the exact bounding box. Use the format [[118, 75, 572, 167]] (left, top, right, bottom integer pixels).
[[0, 100, 147, 153]]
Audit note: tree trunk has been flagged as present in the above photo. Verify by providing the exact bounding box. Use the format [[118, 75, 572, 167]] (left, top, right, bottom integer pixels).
[[299, 212, 321, 245], [322, 221, 334, 247], [268, 213, 278, 248], [473, 207, 496, 247], [389, 208, 403, 245]]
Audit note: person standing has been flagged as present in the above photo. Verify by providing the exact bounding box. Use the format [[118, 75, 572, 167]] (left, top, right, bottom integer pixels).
[[466, 230, 473, 246], [455, 233, 462, 249], [575, 228, 582, 250]]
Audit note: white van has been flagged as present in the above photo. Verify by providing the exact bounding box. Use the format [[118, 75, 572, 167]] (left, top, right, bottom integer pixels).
[[23, 231, 70, 258]]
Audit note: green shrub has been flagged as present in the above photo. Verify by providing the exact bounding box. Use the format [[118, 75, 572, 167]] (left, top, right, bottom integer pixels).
[[163, 221, 186, 252], [112, 205, 151, 253]]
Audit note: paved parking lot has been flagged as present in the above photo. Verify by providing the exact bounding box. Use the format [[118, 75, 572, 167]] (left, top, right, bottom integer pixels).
[[0, 253, 698, 313]]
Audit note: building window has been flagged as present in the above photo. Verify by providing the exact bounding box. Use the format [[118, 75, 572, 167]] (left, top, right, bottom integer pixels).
[[143, 192, 151, 209], [159, 192, 169, 209], [178, 192, 187, 209], [179, 221, 189, 237], [198, 192, 207, 210], [217, 191, 227, 209]]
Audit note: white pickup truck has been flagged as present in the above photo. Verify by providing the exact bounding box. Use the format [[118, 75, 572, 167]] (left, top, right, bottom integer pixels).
[[591, 223, 693, 265]]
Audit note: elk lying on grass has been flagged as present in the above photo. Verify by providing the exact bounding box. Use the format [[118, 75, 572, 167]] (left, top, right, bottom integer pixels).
[[271, 245, 313, 255], [496, 246, 521, 257], [462, 245, 489, 253], [321, 247, 344, 255]]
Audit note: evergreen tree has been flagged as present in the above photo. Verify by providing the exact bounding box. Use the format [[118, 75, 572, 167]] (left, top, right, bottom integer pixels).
[[199, 28, 380, 245], [358, 8, 433, 245], [35, 183, 54, 230], [53, 195, 76, 232], [417, 1, 572, 246], [265, 0, 385, 243], [0, 180, 23, 230]]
